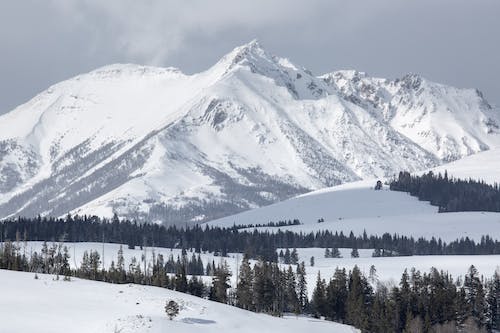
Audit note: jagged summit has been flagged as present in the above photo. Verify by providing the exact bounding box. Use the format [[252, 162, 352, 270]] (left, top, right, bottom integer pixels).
[[215, 40, 269, 68], [0, 41, 498, 223]]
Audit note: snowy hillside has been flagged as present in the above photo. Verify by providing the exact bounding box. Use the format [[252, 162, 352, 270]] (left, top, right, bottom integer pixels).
[[0, 40, 498, 223], [206, 180, 500, 242], [0, 269, 359, 333], [429, 147, 500, 185]]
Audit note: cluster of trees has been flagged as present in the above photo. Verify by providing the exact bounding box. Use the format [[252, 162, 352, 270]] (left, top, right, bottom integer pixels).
[[0, 240, 71, 279], [310, 265, 500, 333], [234, 257, 308, 316], [0, 239, 216, 297], [3, 216, 500, 258], [324, 247, 342, 258], [278, 248, 299, 264], [232, 219, 301, 229], [390, 171, 500, 212]]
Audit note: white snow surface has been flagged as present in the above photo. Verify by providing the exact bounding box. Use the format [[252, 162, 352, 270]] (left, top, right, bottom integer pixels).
[[0, 40, 498, 223], [0, 269, 359, 333], [206, 180, 500, 242], [429, 147, 500, 185]]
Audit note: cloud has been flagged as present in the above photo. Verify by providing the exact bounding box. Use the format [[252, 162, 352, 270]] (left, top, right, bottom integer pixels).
[[47, 0, 335, 65], [0, 0, 499, 113]]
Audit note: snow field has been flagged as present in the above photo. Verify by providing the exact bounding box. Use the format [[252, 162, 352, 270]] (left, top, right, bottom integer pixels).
[[207, 182, 500, 242], [0, 269, 359, 333]]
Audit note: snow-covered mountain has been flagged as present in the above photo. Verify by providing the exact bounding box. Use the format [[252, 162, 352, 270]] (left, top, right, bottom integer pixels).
[[0, 40, 498, 223]]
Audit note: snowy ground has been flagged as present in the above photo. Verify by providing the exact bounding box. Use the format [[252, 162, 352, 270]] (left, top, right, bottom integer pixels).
[[0, 269, 359, 333], [205, 181, 500, 242], [428, 147, 500, 185]]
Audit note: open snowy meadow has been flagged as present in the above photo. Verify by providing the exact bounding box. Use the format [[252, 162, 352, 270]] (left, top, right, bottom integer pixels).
[[0, 269, 359, 333]]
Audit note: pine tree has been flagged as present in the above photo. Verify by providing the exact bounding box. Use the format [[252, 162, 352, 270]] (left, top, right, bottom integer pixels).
[[284, 248, 291, 264], [290, 248, 299, 265], [369, 265, 378, 284], [253, 260, 274, 313], [346, 266, 371, 331], [296, 261, 308, 311], [351, 247, 359, 258], [211, 261, 231, 303], [236, 256, 254, 310], [174, 263, 188, 292], [331, 247, 341, 258], [284, 266, 300, 314], [465, 265, 488, 327], [487, 271, 500, 330], [311, 272, 327, 318], [326, 267, 348, 321]]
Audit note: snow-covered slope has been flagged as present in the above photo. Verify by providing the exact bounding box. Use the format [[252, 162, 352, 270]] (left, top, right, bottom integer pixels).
[[0, 269, 359, 333], [0, 40, 498, 223], [429, 147, 500, 185], [206, 180, 500, 242]]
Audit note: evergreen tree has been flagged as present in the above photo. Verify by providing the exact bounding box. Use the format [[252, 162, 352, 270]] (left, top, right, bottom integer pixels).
[[236, 256, 254, 310], [284, 248, 291, 264], [253, 260, 274, 313], [284, 266, 300, 314], [296, 261, 308, 311], [211, 261, 231, 303], [174, 263, 188, 292], [326, 268, 348, 322], [487, 271, 500, 330], [331, 247, 341, 258], [311, 272, 327, 318], [369, 265, 378, 284], [464, 265, 488, 328], [290, 248, 299, 265], [346, 266, 371, 331]]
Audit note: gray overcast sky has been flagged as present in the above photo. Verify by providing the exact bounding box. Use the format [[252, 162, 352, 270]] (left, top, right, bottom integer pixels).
[[0, 0, 499, 114]]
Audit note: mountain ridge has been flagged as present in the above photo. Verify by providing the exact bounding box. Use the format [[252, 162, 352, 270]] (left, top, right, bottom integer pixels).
[[0, 40, 498, 223]]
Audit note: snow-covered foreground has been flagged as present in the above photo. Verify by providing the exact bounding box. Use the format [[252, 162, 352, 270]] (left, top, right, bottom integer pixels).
[[0, 269, 359, 333], [206, 182, 500, 242]]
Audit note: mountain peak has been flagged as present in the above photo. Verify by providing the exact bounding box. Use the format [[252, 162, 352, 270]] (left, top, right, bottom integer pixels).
[[226, 39, 265, 61], [210, 39, 280, 77]]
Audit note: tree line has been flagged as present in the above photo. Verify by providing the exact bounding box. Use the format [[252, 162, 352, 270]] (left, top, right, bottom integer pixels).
[[2, 215, 500, 259], [309, 265, 500, 333], [390, 171, 500, 213]]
